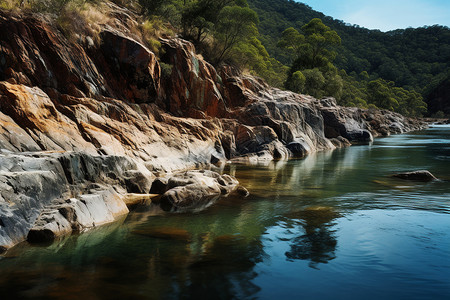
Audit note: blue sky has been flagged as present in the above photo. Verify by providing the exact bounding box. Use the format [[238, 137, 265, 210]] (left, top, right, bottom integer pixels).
[[300, 0, 450, 31]]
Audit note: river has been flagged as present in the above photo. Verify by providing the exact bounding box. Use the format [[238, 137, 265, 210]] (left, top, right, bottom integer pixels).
[[1, 125, 449, 299]]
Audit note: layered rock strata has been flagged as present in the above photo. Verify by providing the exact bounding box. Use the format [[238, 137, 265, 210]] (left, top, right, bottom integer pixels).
[[0, 9, 426, 250]]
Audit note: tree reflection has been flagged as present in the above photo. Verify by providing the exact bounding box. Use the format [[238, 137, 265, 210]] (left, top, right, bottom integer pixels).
[[181, 235, 262, 299], [284, 206, 339, 268]]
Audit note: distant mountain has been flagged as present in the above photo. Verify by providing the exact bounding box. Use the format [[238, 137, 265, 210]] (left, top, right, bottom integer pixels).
[[248, 0, 450, 115]]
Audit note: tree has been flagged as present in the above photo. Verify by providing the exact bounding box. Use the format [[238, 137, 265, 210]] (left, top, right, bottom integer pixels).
[[230, 37, 288, 87], [213, 5, 259, 63], [280, 18, 342, 98], [181, 0, 234, 43], [288, 70, 306, 93], [139, 0, 167, 15], [301, 68, 325, 98], [367, 79, 398, 111], [277, 27, 304, 57]]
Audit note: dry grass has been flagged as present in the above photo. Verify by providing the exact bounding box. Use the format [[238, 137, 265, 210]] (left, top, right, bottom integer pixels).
[[140, 16, 174, 54], [57, 1, 111, 45], [1, 0, 176, 57], [0, 0, 28, 10]]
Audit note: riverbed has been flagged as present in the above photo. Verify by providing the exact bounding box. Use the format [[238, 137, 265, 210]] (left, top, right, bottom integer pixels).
[[1, 126, 449, 299]]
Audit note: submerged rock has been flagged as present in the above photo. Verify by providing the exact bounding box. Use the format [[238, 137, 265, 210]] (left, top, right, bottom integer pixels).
[[132, 227, 191, 242], [392, 170, 437, 182], [234, 185, 250, 197]]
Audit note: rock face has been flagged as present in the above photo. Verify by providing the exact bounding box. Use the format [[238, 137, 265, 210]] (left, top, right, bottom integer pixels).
[[392, 170, 437, 182], [0, 151, 151, 247], [318, 97, 423, 143], [0, 8, 426, 250]]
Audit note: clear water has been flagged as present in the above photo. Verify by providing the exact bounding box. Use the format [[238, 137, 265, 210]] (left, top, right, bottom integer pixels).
[[1, 126, 449, 299]]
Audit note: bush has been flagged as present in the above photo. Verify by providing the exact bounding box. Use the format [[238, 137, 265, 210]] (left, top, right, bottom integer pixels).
[[159, 62, 173, 78]]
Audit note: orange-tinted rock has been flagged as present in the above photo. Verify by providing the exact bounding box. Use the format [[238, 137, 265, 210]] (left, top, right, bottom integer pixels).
[[159, 38, 227, 118], [0, 11, 107, 98], [95, 29, 161, 103]]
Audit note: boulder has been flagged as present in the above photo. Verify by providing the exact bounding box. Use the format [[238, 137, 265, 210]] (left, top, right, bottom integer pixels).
[[27, 188, 129, 243], [0, 151, 151, 249], [286, 140, 310, 158], [392, 170, 437, 182], [97, 29, 160, 103], [319, 101, 425, 140], [158, 170, 241, 212], [346, 129, 373, 143]]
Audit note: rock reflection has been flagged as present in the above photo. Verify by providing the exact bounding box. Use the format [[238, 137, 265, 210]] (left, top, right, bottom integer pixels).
[[284, 206, 340, 268], [0, 210, 265, 299], [225, 146, 372, 202]]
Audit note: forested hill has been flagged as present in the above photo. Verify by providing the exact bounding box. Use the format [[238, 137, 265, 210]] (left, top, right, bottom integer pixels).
[[248, 0, 450, 116], [2, 0, 449, 116]]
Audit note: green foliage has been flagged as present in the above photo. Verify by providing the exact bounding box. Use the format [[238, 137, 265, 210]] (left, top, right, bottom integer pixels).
[[277, 15, 427, 116], [141, 17, 174, 54], [432, 111, 445, 119], [289, 70, 305, 93], [367, 79, 398, 111], [0, 0, 23, 9], [283, 18, 340, 72], [159, 62, 173, 78], [301, 68, 325, 98], [139, 0, 166, 14], [340, 73, 427, 116], [181, 0, 234, 43], [277, 27, 304, 59], [230, 37, 288, 86], [212, 5, 259, 63], [282, 18, 342, 99], [247, 0, 449, 116]]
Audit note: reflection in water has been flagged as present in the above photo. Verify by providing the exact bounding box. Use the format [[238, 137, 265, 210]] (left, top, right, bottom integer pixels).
[[0, 196, 266, 299], [284, 207, 339, 268], [1, 126, 450, 299], [183, 235, 262, 299]]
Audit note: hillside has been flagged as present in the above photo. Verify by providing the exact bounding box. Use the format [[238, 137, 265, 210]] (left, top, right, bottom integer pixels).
[[248, 0, 450, 116]]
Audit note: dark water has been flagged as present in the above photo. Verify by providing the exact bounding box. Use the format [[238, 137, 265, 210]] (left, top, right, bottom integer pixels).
[[1, 126, 450, 299]]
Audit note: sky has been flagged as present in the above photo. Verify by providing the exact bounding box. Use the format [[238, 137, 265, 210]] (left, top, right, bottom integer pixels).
[[300, 0, 450, 31]]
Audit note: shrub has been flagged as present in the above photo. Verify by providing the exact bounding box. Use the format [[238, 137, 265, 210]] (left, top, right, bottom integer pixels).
[[140, 17, 174, 54], [159, 62, 173, 78]]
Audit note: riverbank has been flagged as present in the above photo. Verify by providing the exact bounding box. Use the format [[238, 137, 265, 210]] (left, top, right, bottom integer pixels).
[[1, 126, 449, 299], [0, 6, 426, 251]]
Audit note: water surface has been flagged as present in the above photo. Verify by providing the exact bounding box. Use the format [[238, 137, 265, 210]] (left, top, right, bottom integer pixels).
[[1, 126, 449, 299]]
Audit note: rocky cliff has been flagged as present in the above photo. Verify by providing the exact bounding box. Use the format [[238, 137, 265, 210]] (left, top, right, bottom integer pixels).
[[0, 7, 425, 251]]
